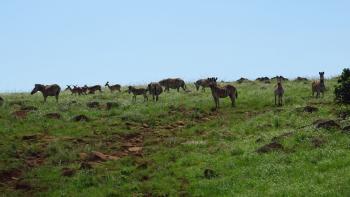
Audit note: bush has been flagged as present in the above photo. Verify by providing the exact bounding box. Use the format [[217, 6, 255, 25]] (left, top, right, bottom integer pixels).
[[335, 68, 350, 104]]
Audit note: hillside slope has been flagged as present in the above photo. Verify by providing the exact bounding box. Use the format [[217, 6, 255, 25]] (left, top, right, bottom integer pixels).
[[0, 79, 350, 196]]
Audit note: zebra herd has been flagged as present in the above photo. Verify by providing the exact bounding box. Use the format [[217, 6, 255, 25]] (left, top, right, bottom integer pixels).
[[29, 73, 326, 109]]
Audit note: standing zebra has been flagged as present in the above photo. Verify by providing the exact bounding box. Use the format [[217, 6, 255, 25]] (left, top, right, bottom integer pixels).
[[312, 72, 325, 98], [274, 76, 284, 106]]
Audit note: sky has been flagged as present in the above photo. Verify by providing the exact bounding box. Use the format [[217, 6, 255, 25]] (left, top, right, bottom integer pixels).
[[0, 0, 349, 92]]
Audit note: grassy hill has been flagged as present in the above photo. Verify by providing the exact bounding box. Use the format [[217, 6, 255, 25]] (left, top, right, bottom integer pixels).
[[1, 78, 350, 196]]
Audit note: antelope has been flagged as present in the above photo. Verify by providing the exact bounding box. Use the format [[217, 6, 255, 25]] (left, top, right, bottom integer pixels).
[[274, 76, 284, 106], [312, 72, 325, 98], [128, 86, 148, 102], [31, 84, 61, 102], [207, 77, 238, 109], [148, 82, 163, 101], [194, 79, 212, 91], [105, 82, 121, 92], [159, 78, 186, 92], [84, 85, 102, 94], [65, 85, 84, 95]]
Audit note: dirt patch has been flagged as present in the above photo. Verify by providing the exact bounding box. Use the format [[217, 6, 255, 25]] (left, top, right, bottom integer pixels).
[[87, 101, 100, 108], [311, 137, 326, 148], [257, 142, 284, 154], [297, 106, 319, 113], [271, 131, 294, 142], [45, 112, 61, 119], [12, 110, 29, 119], [61, 168, 76, 177], [106, 102, 120, 110], [72, 115, 90, 122], [313, 119, 340, 130], [20, 106, 38, 111], [0, 169, 22, 184], [15, 181, 32, 190]]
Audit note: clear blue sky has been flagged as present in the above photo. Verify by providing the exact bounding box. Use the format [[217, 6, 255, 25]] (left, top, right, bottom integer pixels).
[[0, 0, 349, 92]]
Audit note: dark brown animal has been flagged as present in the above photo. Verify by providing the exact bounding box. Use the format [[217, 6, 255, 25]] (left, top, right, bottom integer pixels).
[[128, 86, 148, 102], [65, 85, 84, 95], [105, 82, 121, 92], [159, 78, 186, 92], [148, 83, 163, 101], [31, 84, 61, 102], [207, 78, 238, 109], [81, 85, 89, 95], [84, 85, 102, 94], [312, 72, 325, 98], [274, 76, 285, 106], [194, 79, 212, 91]]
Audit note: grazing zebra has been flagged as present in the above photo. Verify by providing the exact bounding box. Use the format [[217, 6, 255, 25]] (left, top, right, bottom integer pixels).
[[31, 84, 61, 102], [105, 82, 121, 92], [207, 77, 238, 109], [194, 79, 212, 91], [128, 86, 148, 102], [274, 76, 285, 106], [148, 82, 163, 101], [312, 72, 326, 98], [159, 78, 186, 92]]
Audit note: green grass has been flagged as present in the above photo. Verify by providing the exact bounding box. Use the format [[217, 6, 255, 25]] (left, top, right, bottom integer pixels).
[[1, 79, 350, 197]]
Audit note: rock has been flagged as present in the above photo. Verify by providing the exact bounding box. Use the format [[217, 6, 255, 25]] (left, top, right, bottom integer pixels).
[[142, 123, 150, 128], [128, 147, 143, 152], [106, 102, 120, 110], [313, 119, 340, 130], [87, 101, 99, 108], [204, 169, 217, 179], [79, 152, 89, 160], [88, 151, 119, 161], [257, 142, 283, 153], [72, 115, 89, 122], [45, 112, 61, 119], [61, 168, 76, 177], [176, 121, 186, 126], [20, 106, 38, 111]]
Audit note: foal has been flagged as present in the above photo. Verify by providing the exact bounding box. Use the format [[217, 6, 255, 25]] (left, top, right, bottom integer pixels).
[[312, 72, 325, 98], [208, 77, 238, 109], [274, 76, 284, 106], [128, 86, 148, 102], [31, 84, 61, 102]]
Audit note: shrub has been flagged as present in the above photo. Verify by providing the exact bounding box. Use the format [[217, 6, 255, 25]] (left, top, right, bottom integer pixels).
[[335, 68, 350, 104]]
